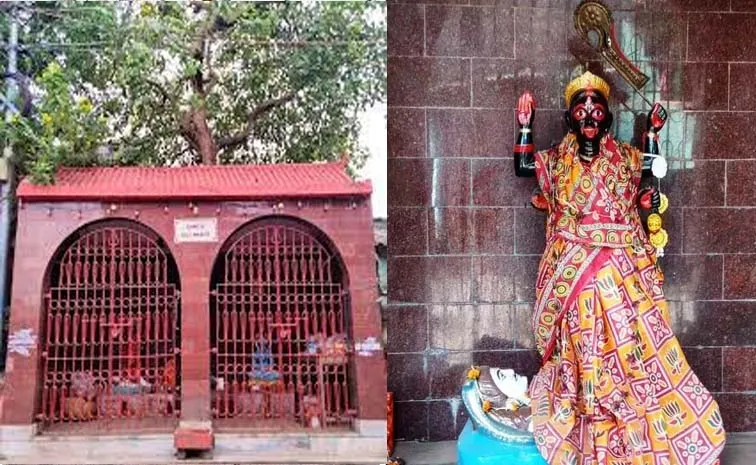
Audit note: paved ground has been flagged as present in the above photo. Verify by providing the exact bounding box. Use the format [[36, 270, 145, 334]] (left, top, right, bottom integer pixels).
[[1, 439, 753, 464], [393, 441, 456, 465], [394, 434, 756, 465]]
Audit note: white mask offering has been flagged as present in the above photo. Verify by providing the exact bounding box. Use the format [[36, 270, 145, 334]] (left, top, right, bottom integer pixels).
[[490, 368, 530, 405]]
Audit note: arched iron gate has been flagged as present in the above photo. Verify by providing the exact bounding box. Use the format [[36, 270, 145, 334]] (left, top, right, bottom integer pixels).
[[38, 220, 181, 433], [210, 217, 355, 430]]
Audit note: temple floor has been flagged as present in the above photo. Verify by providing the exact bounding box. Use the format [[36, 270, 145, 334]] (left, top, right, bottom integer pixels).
[[394, 434, 756, 465]]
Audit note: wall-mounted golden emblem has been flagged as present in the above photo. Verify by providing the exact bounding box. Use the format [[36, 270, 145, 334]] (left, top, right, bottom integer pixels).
[[574, 0, 649, 92]]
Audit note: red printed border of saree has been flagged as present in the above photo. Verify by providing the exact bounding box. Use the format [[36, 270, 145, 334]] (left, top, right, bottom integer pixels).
[[533, 243, 602, 363]]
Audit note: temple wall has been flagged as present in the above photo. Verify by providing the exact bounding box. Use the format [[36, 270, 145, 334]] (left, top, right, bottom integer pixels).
[[387, 0, 756, 441]]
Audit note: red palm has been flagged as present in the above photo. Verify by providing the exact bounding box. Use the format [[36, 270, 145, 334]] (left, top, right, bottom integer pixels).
[[517, 91, 536, 127]]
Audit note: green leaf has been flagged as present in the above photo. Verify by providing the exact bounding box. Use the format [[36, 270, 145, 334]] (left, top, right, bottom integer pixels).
[[4, 0, 385, 183]]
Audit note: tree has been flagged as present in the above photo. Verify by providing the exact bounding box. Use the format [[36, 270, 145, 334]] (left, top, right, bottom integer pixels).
[[0, 0, 386, 184]]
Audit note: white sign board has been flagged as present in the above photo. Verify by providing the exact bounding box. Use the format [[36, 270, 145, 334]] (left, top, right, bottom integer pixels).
[[174, 218, 218, 243], [8, 328, 37, 357]]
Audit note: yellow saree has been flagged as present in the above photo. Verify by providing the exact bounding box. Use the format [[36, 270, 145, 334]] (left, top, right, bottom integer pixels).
[[528, 134, 725, 465]]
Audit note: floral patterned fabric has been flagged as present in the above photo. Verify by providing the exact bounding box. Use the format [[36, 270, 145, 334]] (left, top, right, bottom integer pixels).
[[528, 134, 725, 465]]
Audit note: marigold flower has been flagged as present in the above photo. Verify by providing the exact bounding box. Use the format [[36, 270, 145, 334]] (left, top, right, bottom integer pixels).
[[466, 366, 481, 380], [482, 400, 493, 413]]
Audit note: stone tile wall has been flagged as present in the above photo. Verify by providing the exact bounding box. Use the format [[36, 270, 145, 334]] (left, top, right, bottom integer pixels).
[[387, 0, 756, 441]]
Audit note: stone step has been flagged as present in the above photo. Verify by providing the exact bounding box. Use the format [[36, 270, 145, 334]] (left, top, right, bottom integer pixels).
[[0, 426, 386, 465]]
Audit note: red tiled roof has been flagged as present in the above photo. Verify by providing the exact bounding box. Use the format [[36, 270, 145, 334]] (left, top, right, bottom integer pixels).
[[17, 162, 371, 201]]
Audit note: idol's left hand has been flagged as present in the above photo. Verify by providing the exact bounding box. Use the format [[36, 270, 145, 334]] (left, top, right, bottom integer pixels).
[[647, 103, 667, 133], [639, 187, 661, 211]]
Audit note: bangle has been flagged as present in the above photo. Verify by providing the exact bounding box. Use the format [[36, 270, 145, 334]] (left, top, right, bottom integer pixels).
[[519, 128, 532, 134], [514, 144, 535, 152]]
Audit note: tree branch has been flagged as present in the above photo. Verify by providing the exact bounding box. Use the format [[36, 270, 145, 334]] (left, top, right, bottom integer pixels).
[[203, 71, 219, 95], [244, 39, 382, 48], [187, 4, 218, 97], [145, 79, 172, 106], [250, 92, 298, 121], [217, 91, 298, 151], [1, 72, 34, 117], [183, 131, 202, 155], [180, 112, 202, 154]]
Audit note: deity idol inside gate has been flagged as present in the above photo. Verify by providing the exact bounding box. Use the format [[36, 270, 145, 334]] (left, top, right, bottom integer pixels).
[[506, 71, 726, 465]]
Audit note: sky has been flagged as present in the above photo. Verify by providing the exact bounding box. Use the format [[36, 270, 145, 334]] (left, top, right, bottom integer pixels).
[[357, 102, 387, 219], [355, 4, 387, 220]]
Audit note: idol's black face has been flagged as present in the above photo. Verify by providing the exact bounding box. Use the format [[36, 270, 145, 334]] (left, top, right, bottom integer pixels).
[[565, 90, 612, 144]]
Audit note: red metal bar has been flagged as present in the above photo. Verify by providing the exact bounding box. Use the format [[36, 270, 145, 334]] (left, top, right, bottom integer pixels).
[[38, 223, 180, 432], [211, 221, 354, 430]]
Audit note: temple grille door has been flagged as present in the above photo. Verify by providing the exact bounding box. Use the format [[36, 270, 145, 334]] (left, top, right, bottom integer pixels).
[[210, 218, 355, 430], [38, 221, 181, 433]]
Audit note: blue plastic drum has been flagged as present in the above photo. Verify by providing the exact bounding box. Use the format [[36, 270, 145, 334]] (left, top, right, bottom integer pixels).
[[457, 420, 547, 465]]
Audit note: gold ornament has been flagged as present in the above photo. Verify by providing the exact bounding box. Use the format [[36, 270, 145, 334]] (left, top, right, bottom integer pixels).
[[647, 213, 662, 233], [658, 193, 669, 214], [649, 228, 669, 249], [564, 71, 611, 106], [467, 366, 481, 381], [574, 1, 650, 92]]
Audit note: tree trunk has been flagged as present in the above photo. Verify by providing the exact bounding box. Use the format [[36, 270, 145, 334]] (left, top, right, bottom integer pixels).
[[182, 107, 218, 165]]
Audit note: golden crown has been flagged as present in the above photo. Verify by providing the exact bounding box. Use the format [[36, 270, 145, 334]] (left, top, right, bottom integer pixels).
[[564, 71, 611, 106]]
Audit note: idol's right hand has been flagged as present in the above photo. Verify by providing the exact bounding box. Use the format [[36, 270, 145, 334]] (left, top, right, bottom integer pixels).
[[647, 102, 668, 133], [517, 91, 536, 128], [639, 187, 661, 211]]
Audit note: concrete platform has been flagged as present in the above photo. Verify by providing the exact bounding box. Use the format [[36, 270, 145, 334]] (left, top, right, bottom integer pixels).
[[394, 432, 756, 465], [0, 423, 387, 464]]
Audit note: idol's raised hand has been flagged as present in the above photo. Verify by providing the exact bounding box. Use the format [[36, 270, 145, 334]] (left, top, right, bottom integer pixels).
[[639, 187, 661, 211], [647, 102, 667, 133], [517, 91, 536, 129], [514, 91, 537, 177]]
